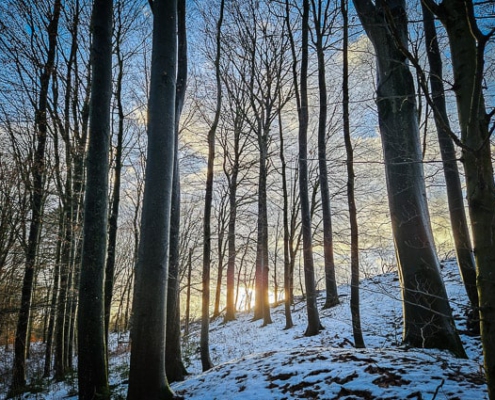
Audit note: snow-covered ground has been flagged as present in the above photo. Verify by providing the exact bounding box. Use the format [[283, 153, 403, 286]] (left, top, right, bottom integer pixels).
[[0, 259, 487, 399]]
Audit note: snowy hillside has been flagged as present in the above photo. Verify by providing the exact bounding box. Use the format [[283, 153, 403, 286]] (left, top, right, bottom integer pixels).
[[171, 259, 486, 399], [0, 259, 487, 399]]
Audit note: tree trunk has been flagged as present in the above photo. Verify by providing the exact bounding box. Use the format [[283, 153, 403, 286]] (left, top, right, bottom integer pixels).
[[342, 0, 365, 349], [213, 219, 226, 319], [54, 250, 69, 381], [166, 161, 187, 382], [310, 0, 339, 310], [77, 0, 113, 397], [299, 0, 322, 337], [43, 215, 62, 378], [423, 0, 495, 393], [254, 134, 273, 325], [278, 105, 293, 330], [10, 0, 62, 394], [353, 0, 465, 357], [166, 0, 188, 383], [224, 147, 238, 322], [127, 0, 178, 398], [184, 248, 193, 336], [200, 0, 224, 373], [420, 3, 478, 318], [104, 5, 125, 341]]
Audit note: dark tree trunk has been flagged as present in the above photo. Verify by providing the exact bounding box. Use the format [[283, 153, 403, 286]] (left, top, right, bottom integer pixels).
[[54, 250, 69, 381], [201, 0, 224, 373], [342, 0, 365, 349], [310, 0, 339, 310], [43, 216, 62, 378], [166, 159, 187, 382], [254, 134, 272, 326], [166, 0, 188, 381], [299, 0, 322, 337], [127, 0, 178, 398], [104, 3, 126, 341], [224, 145, 239, 322], [420, 3, 478, 316], [422, 0, 495, 394], [184, 248, 193, 336], [353, 0, 465, 358], [278, 107, 293, 330], [65, 267, 76, 370], [77, 0, 113, 397], [213, 217, 226, 319], [10, 0, 62, 394]]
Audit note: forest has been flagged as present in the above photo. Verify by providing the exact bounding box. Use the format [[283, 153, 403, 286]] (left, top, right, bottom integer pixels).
[[0, 0, 494, 399]]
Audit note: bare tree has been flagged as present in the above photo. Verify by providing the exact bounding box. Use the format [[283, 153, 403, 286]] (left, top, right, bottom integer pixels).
[[422, 0, 495, 394], [9, 0, 62, 394], [419, 4, 478, 320], [200, 0, 224, 373], [220, 73, 252, 323], [342, 0, 365, 349], [166, 0, 188, 383], [104, 0, 127, 343], [287, 0, 322, 336], [310, 0, 340, 310], [77, 0, 114, 397], [127, 0, 178, 397], [352, 0, 465, 357]]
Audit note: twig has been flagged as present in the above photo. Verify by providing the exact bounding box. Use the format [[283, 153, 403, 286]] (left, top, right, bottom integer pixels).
[[431, 378, 445, 399]]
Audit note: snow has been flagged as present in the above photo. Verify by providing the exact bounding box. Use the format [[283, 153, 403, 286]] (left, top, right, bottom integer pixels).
[[0, 259, 487, 399]]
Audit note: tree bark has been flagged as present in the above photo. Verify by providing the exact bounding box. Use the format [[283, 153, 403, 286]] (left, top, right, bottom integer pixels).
[[310, 0, 339, 309], [127, 0, 178, 398], [420, 3, 478, 318], [224, 126, 240, 322], [166, 0, 188, 381], [184, 248, 193, 336], [43, 216, 62, 378], [213, 210, 226, 319], [299, 0, 322, 337], [254, 131, 273, 325], [278, 104, 294, 330], [201, 0, 224, 372], [104, 1, 126, 342], [353, 0, 465, 357], [77, 0, 113, 397], [342, 0, 365, 349], [422, 0, 495, 393], [166, 158, 187, 382]]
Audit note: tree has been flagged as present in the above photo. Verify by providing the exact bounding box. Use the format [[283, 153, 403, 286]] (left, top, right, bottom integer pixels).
[[166, 0, 188, 382], [200, 0, 224, 373], [386, 1, 479, 320], [49, 0, 91, 379], [244, 1, 290, 326], [288, 0, 322, 336], [221, 74, 250, 323], [342, 0, 365, 349], [9, 0, 62, 395], [419, 2, 478, 319], [422, 0, 495, 394], [310, 0, 340, 310], [77, 0, 113, 397], [352, 0, 465, 357], [104, 0, 127, 343], [213, 191, 228, 319], [127, 0, 178, 398], [47, 3, 91, 374], [277, 102, 294, 330]]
